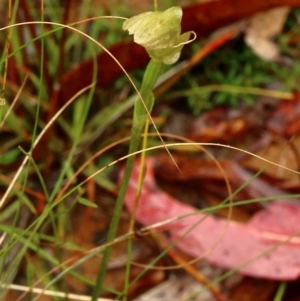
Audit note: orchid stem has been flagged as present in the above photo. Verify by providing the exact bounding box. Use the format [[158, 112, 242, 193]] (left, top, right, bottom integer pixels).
[[91, 59, 163, 300]]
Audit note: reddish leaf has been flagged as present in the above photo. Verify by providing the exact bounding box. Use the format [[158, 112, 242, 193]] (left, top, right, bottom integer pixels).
[[267, 92, 300, 138], [188, 106, 251, 143], [155, 153, 291, 206], [181, 0, 300, 39], [124, 157, 300, 280]]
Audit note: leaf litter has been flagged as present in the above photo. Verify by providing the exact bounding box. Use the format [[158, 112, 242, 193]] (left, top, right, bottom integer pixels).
[[124, 156, 300, 280], [122, 90, 300, 286]]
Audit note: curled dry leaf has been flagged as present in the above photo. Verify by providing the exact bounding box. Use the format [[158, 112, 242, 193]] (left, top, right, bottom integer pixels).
[[245, 7, 290, 61], [123, 157, 300, 280]]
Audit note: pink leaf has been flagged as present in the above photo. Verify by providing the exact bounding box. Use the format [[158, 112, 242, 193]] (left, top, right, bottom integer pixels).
[[123, 157, 300, 280]]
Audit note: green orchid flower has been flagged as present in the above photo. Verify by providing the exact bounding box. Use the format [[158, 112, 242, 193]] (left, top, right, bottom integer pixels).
[[123, 6, 193, 64]]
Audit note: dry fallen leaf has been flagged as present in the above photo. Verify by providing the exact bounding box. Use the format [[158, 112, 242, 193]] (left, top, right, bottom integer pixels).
[[267, 92, 300, 138], [124, 157, 300, 280], [133, 274, 213, 301], [245, 7, 291, 61]]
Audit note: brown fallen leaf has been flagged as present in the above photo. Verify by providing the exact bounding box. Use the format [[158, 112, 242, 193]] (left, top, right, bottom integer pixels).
[[228, 277, 276, 301], [132, 273, 213, 301], [188, 106, 251, 143], [245, 7, 291, 61], [124, 157, 300, 280], [267, 92, 300, 138], [155, 153, 291, 203]]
